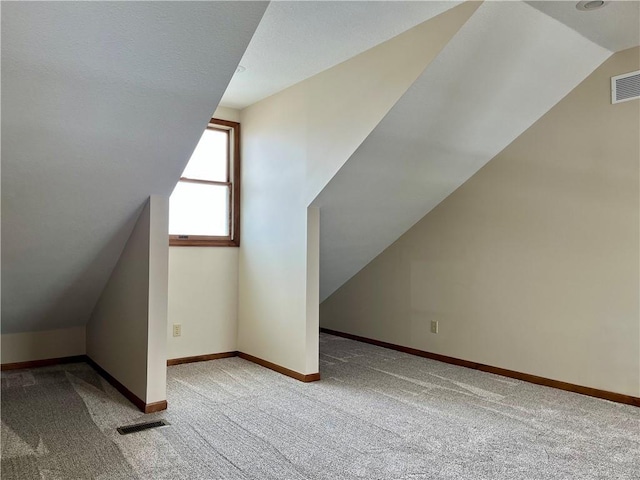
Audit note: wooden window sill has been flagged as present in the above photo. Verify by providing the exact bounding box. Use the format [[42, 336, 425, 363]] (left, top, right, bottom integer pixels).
[[169, 238, 239, 247]]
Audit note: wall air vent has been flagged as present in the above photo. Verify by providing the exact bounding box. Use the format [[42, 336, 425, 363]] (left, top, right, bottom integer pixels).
[[611, 70, 640, 104]]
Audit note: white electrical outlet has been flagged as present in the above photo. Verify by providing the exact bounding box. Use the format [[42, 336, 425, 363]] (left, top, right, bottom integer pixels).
[[430, 320, 439, 334], [173, 324, 182, 337]]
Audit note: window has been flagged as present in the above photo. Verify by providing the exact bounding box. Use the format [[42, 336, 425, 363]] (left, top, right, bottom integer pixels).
[[169, 118, 240, 246]]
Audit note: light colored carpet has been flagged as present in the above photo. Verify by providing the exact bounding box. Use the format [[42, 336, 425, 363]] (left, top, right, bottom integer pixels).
[[2, 333, 639, 479]]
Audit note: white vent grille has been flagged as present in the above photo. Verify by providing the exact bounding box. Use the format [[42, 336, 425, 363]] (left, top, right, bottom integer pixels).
[[611, 70, 640, 104]]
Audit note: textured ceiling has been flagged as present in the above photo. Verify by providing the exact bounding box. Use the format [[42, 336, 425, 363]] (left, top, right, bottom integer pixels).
[[1, 1, 267, 333], [220, 1, 462, 109], [4, 0, 635, 333], [314, 1, 612, 302], [526, 1, 640, 52]]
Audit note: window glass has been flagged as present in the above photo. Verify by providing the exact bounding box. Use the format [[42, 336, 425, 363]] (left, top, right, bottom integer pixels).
[[169, 118, 239, 246], [169, 182, 229, 236], [180, 129, 227, 182]]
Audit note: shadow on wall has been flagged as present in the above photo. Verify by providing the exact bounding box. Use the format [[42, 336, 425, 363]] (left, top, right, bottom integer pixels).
[[33, 204, 147, 332]]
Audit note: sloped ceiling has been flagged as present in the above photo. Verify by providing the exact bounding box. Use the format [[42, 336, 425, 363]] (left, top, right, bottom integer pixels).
[[1, 2, 268, 333], [314, 1, 613, 302], [220, 1, 462, 109], [526, 1, 640, 52]]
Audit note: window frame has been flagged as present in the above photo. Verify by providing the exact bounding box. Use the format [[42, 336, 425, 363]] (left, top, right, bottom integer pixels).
[[169, 118, 241, 247]]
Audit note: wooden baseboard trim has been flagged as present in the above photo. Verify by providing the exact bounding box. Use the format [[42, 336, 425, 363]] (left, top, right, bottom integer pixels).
[[167, 351, 238, 366], [238, 352, 320, 382], [320, 328, 640, 408], [144, 400, 168, 414], [86, 357, 167, 413], [1, 355, 87, 371]]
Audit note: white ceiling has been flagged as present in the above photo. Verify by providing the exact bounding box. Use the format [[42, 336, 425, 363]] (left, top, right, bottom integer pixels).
[[3, 0, 637, 333], [219, 1, 640, 110], [1, 2, 267, 333], [526, 1, 640, 53], [220, 1, 462, 109], [313, 1, 612, 302]]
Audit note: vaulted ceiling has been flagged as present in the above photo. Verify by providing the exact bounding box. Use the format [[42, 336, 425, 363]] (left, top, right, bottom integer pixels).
[[1, 2, 267, 333], [313, 1, 629, 301], [221, 1, 463, 109], [2, 1, 638, 333], [222, 0, 639, 302], [526, 1, 640, 52], [222, 1, 639, 110]]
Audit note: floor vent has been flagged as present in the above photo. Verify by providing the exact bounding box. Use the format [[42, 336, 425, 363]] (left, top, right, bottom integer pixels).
[[117, 419, 170, 435], [611, 70, 640, 104]]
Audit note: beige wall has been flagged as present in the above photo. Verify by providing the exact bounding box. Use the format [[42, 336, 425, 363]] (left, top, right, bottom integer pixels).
[[239, 2, 480, 375], [321, 47, 640, 397], [87, 196, 169, 404], [305, 207, 320, 373], [167, 107, 240, 360], [212, 106, 240, 123], [87, 200, 150, 401], [146, 195, 169, 403], [167, 247, 238, 359], [1, 327, 86, 364]]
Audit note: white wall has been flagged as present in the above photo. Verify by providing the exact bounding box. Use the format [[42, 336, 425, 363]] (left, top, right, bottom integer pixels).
[[305, 207, 320, 373], [1, 327, 86, 364], [167, 107, 240, 360], [238, 3, 479, 375], [87, 195, 169, 404], [146, 195, 169, 403], [239, 95, 308, 373]]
